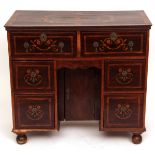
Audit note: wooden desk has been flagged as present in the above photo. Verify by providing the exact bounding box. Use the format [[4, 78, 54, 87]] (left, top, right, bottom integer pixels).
[[5, 10, 152, 144]]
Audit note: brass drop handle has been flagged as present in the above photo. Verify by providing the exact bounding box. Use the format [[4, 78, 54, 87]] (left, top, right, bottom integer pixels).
[[93, 41, 99, 52], [58, 41, 64, 53], [24, 42, 30, 52], [128, 41, 134, 51]]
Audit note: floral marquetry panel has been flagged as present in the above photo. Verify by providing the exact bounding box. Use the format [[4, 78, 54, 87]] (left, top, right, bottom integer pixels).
[[26, 105, 44, 121], [81, 31, 146, 57], [12, 61, 54, 93], [104, 60, 146, 91], [103, 94, 144, 128], [14, 95, 55, 129], [9, 31, 77, 58]]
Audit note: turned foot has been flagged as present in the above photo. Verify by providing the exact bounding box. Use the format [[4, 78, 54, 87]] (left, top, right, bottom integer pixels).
[[132, 134, 142, 144], [16, 134, 27, 144]]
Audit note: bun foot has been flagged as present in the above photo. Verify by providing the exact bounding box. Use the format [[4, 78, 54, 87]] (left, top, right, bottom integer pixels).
[[16, 134, 27, 144], [132, 134, 142, 144]]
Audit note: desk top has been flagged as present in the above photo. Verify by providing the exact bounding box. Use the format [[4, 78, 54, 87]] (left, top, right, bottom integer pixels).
[[5, 10, 152, 29]]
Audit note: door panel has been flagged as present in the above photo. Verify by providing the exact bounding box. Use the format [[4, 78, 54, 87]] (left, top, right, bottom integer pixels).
[[64, 68, 101, 120]]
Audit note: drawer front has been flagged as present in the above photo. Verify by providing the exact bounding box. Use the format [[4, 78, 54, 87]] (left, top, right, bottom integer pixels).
[[104, 60, 146, 91], [103, 94, 144, 129], [14, 95, 55, 129], [81, 31, 146, 57], [10, 31, 77, 58], [12, 61, 54, 93]]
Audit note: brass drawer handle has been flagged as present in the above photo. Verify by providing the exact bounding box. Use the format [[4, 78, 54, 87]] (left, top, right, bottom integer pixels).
[[128, 41, 134, 51], [24, 42, 30, 52], [58, 41, 64, 53], [93, 41, 99, 52]]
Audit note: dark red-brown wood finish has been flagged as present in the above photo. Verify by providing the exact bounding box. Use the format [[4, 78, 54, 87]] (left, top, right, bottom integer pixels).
[[5, 10, 151, 144]]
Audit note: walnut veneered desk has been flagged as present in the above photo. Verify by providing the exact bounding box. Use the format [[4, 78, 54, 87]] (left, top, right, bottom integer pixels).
[[5, 10, 152, 144]]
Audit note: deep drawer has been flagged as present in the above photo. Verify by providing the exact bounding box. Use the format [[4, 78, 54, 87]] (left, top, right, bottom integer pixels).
[[9, 31, 77, 58], [104, 60, 146, 91], [103, 94, 144, 129], [12, 61, 54, 93], [81, 31, 146, 57], [14, 95, 55, 129]]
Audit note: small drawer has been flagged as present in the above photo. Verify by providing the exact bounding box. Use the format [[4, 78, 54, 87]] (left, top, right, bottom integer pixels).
[[10, 31, 77, 58], [81, 31, 146, 57], [14, 95, 55, 129], [104, 60, 146, 91], [103, 94, 144, 129], [12, 61, 54, 93]]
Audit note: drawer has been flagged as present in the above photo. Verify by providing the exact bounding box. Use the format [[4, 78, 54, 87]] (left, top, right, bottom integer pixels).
[[12, 61, 54, 93], [81, 31, 146, 57], [104, 60, 146, 91], [9, 31, 77, 58], [14, 95, 55, 129], [103, 94, 144, 129]]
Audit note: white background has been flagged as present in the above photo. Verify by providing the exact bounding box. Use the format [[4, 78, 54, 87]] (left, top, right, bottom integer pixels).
[[0, 0, 155, 154]]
